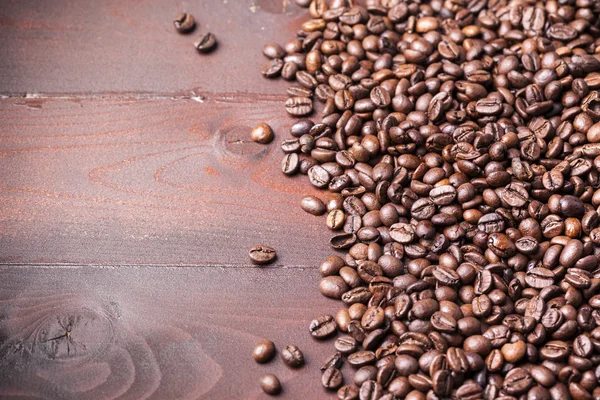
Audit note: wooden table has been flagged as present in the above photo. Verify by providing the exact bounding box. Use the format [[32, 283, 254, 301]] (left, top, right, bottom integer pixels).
[[0, 1, 343, 398]]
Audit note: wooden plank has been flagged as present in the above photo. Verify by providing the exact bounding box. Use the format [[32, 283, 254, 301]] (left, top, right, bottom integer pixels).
[[0, 0, 306, 95], [0, 265, 343, 399], [0, 96, 334, 266]]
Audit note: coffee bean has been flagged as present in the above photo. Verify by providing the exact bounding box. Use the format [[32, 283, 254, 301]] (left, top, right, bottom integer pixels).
[[281, 153, 299, 175], [309, 314, 337, 339], [338, 385, 360, 400], [194, 32, 217, 53], [501, 340, 526, 364], [248, 245, 277, 265], [301, 195, 326, 215], [503, 368, 533, 395], [334, 335, 357, 354], [322, 366, 344, 390], [263, 43, 286, 59], [281, 344, 304, 368], [431, 311, 457, 333], [260, 374, 281, 395], [321, 352, 343, 371], [285, 97, 313, 116], [502, 183, 529, 207], [308, 165, 331, 188], [320, 276, 350, 299], [253, 339, 276, 363], [174, 13, 195, 33], [251, 123, 274, 144]]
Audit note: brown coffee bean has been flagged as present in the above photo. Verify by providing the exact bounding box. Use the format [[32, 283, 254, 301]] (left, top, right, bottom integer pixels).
[[260, 374, 281, 395], [253, 339, 276, 363], [281, 344, 305, 368], [309, 314, 337, 339], [248, 245, 277, 265]]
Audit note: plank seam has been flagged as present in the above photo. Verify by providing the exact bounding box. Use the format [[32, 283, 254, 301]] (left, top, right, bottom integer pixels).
[[0, 262, 319, 269], [0, 91, 289, 102]]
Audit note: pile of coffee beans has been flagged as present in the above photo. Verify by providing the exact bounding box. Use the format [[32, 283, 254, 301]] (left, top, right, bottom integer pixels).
[[261, 0, 600, 398]]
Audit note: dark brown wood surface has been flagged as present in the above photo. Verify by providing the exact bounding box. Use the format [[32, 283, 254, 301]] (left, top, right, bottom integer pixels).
[[0, 266, 341, 399], [0, 0, 343, 398]]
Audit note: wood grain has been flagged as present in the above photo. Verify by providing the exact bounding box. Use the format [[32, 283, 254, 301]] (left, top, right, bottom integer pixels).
[[0, 0, 345, 397], [0, 96, 335, 266], [0, 266, 344, 399], [0, 0, 307, 95]]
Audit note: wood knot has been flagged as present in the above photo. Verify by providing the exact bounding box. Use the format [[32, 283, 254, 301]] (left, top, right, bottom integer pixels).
[[34, 308, 114, 362], [220, 126, 270, 159]]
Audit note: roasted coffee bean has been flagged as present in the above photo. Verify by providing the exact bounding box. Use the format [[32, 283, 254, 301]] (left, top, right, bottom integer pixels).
[[263, 42, 286, 59], [335, 335, 357, 354], [253, 339, 276, 363], [282, 153, 299, 175], [281, 344, 304, 368], [174, 13, 195, 33], [260, 374, 282, 395], [251, 123, 274, 144], [309, 314, 337, 339], [503, 368, 533, 395], [348, 351, 376, 368], [285, 97, 313, 116], [338, 385, 360, 400], [321, 352, 343, 371], [194, 32, 217, 53], [248, 245, 277, 265], [322, 366, 344, 390], [308, 165, 331, 188], [301, 195, 326, 215]]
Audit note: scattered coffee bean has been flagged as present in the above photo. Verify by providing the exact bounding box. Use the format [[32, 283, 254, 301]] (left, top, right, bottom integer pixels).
[[253, 339, 276, 363], [281, 344, 304, 368], [251, 123, 274, 144], [173, 13, 195, 33], [194, 32, 216, 53], [322, 366, 343, 390], [248, 245, 277, 265], [260, 374, 281, 395]]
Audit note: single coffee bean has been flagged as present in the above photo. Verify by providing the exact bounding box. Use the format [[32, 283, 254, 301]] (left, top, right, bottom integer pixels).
[[248, 245, 277, 265], [251, 123, 274, 144], [194, 32, 217, 53], [348, 351, 376, 368], [173, 13, 195, 33], [322, 366, 344, 390], [337, 385, 359, 400], [285, 97, 313, 116], [308, 165, 331, 188], [301, 195, 326, 215], [320, 276, 350, 299], [281, 344, 304, 368], [309, 314, 337, 339], [260, 374, 282, 395], [253, 339, 276, 363], [321, 352, 343, 371], [263, 42, 286, 59], [281, 153, 299, 175]]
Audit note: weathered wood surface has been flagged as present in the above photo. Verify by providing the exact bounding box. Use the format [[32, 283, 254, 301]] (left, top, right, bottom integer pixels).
[[0, 0, 305, 95], [0, 266, 343, 399], [0, 96, 336, 266]]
